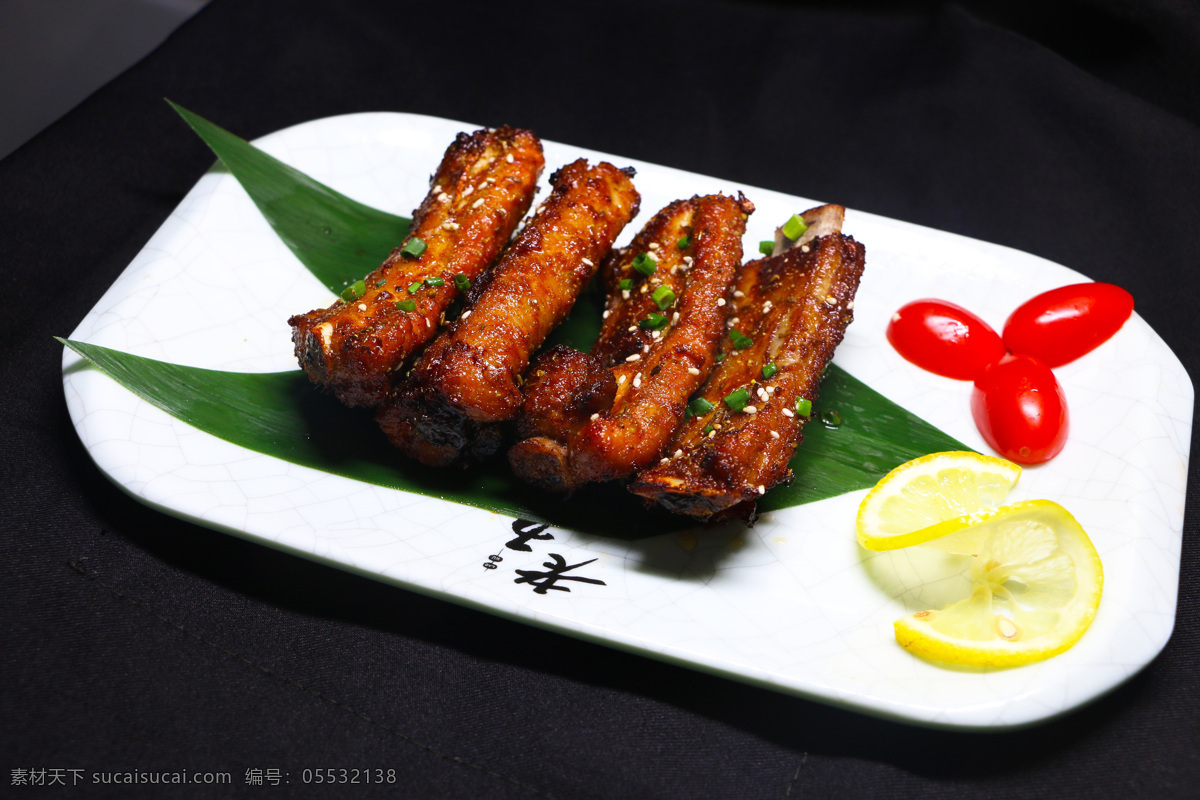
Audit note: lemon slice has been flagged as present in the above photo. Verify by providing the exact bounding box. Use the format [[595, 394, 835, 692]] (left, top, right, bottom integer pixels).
[[892, 500, 1103, 667], [856, 451, 1022, 551]]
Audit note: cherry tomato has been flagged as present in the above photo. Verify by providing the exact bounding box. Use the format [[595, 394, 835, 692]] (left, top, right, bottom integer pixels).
[[1003, 282, 1133, 367], [887, 299, 1006, 380], [971, 354, 1068, 464]]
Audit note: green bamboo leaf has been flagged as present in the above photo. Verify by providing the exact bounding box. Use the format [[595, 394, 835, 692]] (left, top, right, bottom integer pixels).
[[62, 339, 965, 534], [168, 101, 410, 293], [759, 367, 969, 512]]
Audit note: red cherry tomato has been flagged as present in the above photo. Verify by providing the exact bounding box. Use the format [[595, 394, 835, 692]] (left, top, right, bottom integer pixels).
[[1003, 282, 1133, 367], [887, 299, 1006, 380], [971, 354, 1069, 464]]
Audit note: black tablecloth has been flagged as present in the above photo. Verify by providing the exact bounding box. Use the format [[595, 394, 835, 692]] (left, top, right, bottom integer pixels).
[[4, 0, 1198, 796]]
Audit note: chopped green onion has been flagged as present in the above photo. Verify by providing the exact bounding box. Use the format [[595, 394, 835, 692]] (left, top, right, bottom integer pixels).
[[639, 313, 668, 330], [632, 253, 657, 276], [759, 240, 775, 256], [762, 362, 777, 380], [782, 214, 807, 241], [688, 397, 714, 416], [723, 386, 751, 412], [728, 329, 754, 349], [454, 274, 470, 291], [375, 279, 387, 287], [716, 353, 725, 363], [401, 237, 427, 258], [396, 299, 416, 312], [340, 279, 366, 302], [794, 398, 812, 417], [684, 407, 694, 420], [677, 234, 691, 249], [651, 285, 676, 310], [407, 282, 422, 294], [425, 276, 445, 287], [703, 424, 714, 435], [619, 278, 633, 291]]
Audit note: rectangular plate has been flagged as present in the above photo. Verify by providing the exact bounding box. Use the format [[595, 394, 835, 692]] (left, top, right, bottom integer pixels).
[[63, 112, 1192, 728]]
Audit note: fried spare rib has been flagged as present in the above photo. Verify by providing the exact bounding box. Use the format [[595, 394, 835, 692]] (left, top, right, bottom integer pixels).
[[287, 126, 544, 407], [377, 159, 640, 466], [628, 204, 865, 521], [509, 193, 754, 491]]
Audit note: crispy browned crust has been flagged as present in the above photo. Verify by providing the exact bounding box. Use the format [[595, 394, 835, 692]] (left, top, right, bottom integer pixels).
[[287, 127, 544, 407], [377, 159, 640, 467], [508, 193, 753, 490], [627, 204, 865, 521]]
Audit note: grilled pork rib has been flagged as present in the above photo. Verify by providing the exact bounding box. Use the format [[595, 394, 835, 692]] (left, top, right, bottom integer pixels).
[[627, 204, 865, 521], [377, 159, 640, 467], [288, 126, 544, 407], [509, 193, 753, 491]]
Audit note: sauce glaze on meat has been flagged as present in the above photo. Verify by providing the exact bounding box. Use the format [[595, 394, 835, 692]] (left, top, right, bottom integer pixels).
[[288, 126, 544, 407], [377, 159, 640, 466]]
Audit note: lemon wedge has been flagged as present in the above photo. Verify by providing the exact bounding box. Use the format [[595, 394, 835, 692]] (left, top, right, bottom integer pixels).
[[891, 500, 1103, 667], [856, 451, 1022, 551]]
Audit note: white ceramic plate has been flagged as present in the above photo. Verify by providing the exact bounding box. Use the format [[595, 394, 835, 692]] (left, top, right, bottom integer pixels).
[[62, 112, 1192, 729]]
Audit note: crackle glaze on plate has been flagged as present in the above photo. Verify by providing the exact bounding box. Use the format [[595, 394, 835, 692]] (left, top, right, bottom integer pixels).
[[62, 112, 1192, 728]]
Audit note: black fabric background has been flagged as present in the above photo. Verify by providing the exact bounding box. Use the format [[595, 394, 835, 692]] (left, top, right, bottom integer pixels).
[[3, 0, 1199, 797]]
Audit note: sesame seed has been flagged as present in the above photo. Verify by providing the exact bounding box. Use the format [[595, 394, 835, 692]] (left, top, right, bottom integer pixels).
[[626, 354, 641, 362], [472, 198, 485, 208], [602, 310, 610, 319], [824, 294, 837, 305], [757, 388, 768, 400], [688, 367, 700, 376], [461, 310, 471, 319], [800, 245, 810, 253], [622, 290, 631, 300], [770, 430, 780, 439], [757, 485, 766, 495], [506, 153, 514, 163], [743, 405, 757, 414], [717, 298, 726, 307], [438, 193, 451, 203], [683, 256, 693, 264], [733, 290, 744, 298], [766, 385, 776, 393], [463, 186, 474, 197], [643, 344, 650, 352], [358, 303, 367, 311], [651, 331, 661, 339], [582, 257, 594, 267], [591, 413, 600, 421], [640, 284, 649, 294], [782, 408, 795, 418], [432, 184, 442, 193], [847, 300, 855, 310], [633, 373, 642, 388], [673, 449, 683, 458], [707, 430, 716, 438], [649, 242, 660, 250], [618, 375, 627, 384], [646, 251, 659, 262], [660, 457, 670, 465], [628, 325, 637, 332], [762, 300, 773, 313]]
